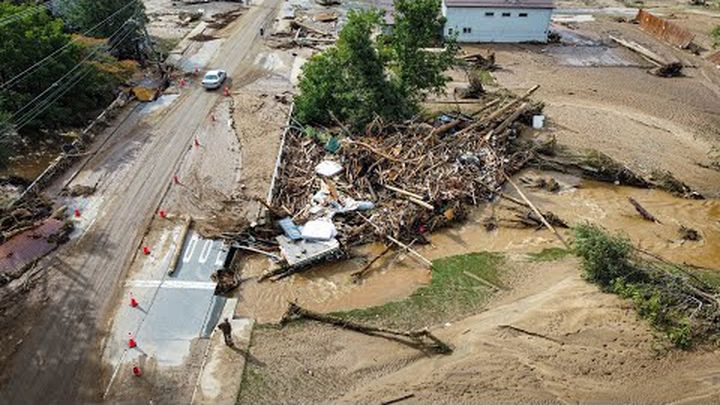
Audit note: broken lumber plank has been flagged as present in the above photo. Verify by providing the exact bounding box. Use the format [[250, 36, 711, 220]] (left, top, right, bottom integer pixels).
[[627, 197, 661, 223], [484, 102, 531, 141], [408, 197, 435, 211], [384, 184, 424, 200], [455, 85, 539, 137], [609, 35, 666, 67], [503, 173, 569, 248]]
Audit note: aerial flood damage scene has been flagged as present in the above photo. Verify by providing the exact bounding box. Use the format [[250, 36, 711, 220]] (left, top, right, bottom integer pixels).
[[0, 0, 719, 403]]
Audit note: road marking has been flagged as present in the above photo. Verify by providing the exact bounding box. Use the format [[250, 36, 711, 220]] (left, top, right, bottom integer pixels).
[[198, 240, 213, 264], [214, 248, 226, 267], [125, 279, 216, 290], [183, 234, 199, 263]]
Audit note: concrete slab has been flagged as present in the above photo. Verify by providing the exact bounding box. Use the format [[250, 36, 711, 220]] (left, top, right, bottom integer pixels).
[[192, 299, 254, 405], [103, 229, 230, 397]]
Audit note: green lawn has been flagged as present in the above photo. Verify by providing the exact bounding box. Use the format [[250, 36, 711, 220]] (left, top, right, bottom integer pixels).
[[334, 252, 505, 330]]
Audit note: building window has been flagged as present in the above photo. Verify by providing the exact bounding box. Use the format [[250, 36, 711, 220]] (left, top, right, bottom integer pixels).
[[519, 12, 528, 17], [485, 11, 494, 16], [462, 27, 472, 34], [502, 12, 511, 17]]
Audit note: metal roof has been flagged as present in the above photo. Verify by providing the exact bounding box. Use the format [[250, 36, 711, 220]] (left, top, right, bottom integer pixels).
[[445, 0, 553, 9]]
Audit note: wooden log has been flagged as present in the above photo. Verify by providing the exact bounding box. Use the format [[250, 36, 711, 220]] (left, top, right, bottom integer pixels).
[[281, 303, 453, 354], [351, 244, 393, 281], [627, 197, 661, 223]]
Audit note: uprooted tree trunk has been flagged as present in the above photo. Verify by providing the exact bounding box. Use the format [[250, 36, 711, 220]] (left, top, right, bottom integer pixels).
[[280, 303, 453, 354]]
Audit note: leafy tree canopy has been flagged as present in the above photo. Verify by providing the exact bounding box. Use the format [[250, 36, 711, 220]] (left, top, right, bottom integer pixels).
[[0, 2, 121, 132], [56, 0, 147, 59], [295, 0, 457, 130]]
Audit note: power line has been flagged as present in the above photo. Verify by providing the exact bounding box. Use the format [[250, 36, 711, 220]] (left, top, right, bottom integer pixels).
[[13, 26, 136, 130], [1, 0, 140, 91], [11, 21, 135, 129]]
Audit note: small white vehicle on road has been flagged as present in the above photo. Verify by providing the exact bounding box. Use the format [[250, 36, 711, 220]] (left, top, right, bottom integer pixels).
[[201, 69, 227, 90]]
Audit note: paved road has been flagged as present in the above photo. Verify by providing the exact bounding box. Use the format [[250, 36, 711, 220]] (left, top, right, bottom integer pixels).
[[0, 1, 280, 403]]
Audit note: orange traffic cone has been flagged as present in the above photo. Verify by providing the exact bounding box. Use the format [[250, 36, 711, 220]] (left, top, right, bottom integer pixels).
[[158, 209, 167, 218], [129, 294, 138, 308], [132, 366, 142, 377], [74, 208, 81, 218], [173, 175, 180, 185], [142, 246, 151, 255], [128, 334, 137, 348]]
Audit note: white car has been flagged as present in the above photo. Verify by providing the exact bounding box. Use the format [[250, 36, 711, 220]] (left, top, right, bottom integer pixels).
[[201, 69, 227, 90]]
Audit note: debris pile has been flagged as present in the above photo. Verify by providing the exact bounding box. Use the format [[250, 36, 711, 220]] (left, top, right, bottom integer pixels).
[[0, 195, 54, 244], [263, 87, 544, 275]]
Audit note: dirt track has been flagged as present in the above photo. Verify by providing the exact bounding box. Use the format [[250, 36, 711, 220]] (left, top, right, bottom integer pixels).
[[240, 258, 720, 404], [0, 1, 281, 403]]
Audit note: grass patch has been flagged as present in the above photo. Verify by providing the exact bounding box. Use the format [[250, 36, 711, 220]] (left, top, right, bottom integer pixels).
[[528, 247, 572, 262], [334, 252, 505, 330]]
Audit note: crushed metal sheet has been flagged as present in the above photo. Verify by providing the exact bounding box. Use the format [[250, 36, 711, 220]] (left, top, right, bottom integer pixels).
[[276, 235, 340, 268]]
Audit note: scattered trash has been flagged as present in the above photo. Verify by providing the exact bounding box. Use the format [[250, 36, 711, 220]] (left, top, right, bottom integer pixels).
[[300, 220, 337, 241], [278, 217, 302, 240], [532, 115, 545, 129], [315, 160, 343, 177]]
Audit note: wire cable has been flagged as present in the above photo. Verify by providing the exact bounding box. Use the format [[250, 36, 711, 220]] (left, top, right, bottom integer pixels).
[[1, 0, 140, 91], [11, 22, 136, 129]]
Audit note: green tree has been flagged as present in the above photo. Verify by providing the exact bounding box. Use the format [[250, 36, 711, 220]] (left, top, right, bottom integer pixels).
[[295, 1, 457, 130], [0, 3, 118, 131], [295, 9, 409, 129], [390, 0, 458, 99], [56, 0, 147, 59]]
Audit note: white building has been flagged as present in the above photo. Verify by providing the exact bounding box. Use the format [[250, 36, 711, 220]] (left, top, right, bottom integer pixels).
[[442, 0, 553, 43]]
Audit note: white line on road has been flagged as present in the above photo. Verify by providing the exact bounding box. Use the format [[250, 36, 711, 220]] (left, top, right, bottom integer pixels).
[[125, 279, 216, 289]]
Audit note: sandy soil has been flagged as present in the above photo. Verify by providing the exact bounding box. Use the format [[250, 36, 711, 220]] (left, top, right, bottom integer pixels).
[[239, 257, 720, 404], [340, 258, 720, 404], [459, 19, 720, 196]]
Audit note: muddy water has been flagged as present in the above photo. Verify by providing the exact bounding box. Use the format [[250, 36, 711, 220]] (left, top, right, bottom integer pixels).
[[235, 171, 720, 323], [0, 138, 67, 181]]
